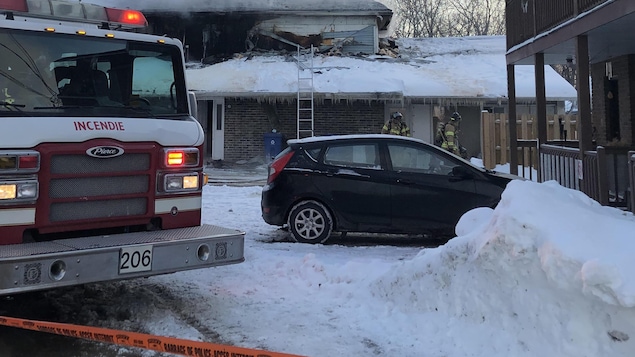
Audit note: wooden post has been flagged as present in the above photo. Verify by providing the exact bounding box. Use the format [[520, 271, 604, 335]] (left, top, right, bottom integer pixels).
[[576, 35, 593, 153], [482, 112, 495, 169], [507, 65, 518, 175], [500, 114, 508, 165], [535, 52, 547, 182]]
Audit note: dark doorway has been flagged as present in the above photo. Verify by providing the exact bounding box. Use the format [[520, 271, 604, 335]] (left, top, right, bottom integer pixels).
[[605, 78, 620, 141]]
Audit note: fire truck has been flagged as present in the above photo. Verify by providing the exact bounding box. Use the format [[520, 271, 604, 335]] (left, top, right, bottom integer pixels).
[[0, 0, 244, 295]]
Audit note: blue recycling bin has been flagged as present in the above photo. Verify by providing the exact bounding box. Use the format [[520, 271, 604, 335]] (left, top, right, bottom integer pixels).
[[263, 132, 283, 163]]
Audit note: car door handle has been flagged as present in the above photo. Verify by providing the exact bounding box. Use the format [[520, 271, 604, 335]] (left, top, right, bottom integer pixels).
[[396, 179, 414, 185]]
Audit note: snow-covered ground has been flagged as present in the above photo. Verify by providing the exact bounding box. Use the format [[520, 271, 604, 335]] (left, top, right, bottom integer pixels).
[[3, 164, 634, 357], [111, 175, 635, 357]]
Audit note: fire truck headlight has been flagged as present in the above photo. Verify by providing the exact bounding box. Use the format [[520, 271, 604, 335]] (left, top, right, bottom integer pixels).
[[17, 182, 38, 199], [166, 176, 184, 190], [164, 173, 199, 192], [183, 175, 198, 189], [0, 184, 17, 200]]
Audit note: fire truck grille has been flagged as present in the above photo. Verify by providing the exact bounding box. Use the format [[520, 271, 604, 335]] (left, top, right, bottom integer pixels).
[[48, 153, 152, 222], [49, 176, 149, 198], [50, 198, 147, 222], [51, 154, 150, 173]]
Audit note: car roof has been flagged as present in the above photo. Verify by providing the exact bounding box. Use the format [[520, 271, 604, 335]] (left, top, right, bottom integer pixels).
[[287, 134, 429, 146]]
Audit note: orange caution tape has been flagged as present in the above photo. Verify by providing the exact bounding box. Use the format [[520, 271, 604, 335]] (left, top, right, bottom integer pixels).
[[0, 315, 307, 357]]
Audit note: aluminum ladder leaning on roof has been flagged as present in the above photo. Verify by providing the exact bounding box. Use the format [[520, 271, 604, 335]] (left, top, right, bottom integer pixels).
[[296, 45, 315, 139]]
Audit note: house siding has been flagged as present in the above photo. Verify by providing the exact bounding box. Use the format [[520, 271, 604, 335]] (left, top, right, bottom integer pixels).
[[220, 98, 386, 162], [591, 55, 635, 145]]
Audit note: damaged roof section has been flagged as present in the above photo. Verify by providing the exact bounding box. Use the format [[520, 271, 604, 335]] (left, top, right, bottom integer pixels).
[[92, 0, 392, 16], [90, 0, 393, 64]]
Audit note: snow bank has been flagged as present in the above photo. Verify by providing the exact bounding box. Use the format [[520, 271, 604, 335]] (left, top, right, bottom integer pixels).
[[371, 180, 635, 356]]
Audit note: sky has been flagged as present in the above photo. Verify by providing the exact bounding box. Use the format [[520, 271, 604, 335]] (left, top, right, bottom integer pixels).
[[95, 161, 635, 357], [186, 36, 577, 101]]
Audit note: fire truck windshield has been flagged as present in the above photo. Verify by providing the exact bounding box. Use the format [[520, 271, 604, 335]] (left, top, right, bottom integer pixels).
[[0, 28, 190, 118]]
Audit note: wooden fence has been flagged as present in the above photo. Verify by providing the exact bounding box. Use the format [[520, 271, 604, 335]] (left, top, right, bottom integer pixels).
[[481, 113, 578, 169]]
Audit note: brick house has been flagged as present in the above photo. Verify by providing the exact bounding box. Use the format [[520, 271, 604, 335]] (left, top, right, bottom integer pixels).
[[93, 0, 576, 164], [189, 36, 576, 163]]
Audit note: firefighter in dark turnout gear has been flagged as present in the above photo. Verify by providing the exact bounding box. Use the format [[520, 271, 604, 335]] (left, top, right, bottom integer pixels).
[[382, 111, 411, 136]]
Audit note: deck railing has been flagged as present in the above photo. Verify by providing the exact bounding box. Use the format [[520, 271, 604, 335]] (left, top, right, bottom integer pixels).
[[517, 140, 538, 181], [538, 143, 634, 209], [540, 143, 580, 190], [506, 0, 610, 49]]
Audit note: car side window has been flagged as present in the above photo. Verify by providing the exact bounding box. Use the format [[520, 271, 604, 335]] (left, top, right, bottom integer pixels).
[[324, 144, 380, 169], [387, 144, 452, 175], [305, 148, 321, 162]]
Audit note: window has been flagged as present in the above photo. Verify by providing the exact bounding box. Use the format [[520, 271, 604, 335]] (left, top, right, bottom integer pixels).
[[305, 148, 321, 162], [1, 28, 188, 117], [387, 144, 452, 175], [324, 144, 380, 169]]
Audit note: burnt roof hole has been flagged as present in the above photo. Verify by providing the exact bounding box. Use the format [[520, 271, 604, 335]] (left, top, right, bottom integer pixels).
[[146, 13, 261, 64]]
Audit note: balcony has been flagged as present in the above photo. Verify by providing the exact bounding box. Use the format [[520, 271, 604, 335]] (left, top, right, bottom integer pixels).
[[506, 0, 609, 50]]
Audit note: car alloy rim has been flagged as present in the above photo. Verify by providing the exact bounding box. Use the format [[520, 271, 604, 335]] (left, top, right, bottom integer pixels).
[[293, 208, 325, 240]]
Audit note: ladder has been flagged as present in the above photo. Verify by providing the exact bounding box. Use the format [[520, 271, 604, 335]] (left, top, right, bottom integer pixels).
[[296, 45, 315, 139]]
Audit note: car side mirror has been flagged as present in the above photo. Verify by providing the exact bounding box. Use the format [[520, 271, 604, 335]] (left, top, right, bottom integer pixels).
[[450, 165, 472, 180]]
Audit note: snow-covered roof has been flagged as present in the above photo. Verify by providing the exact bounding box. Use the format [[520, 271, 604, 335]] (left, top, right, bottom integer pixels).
[[89, 0, 391, 14], [186, 36, 578, 102]]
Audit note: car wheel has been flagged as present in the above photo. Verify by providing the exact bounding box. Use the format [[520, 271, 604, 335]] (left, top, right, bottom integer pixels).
[[287, 200, 333, 244]]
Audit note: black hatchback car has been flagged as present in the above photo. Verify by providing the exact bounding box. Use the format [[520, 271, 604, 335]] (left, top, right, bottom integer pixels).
[[261, 134, 519, 244]]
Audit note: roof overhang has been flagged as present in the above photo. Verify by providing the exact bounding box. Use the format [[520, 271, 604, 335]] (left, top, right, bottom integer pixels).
[[192, 90, 573, 104], [507, 0, 635, 65]]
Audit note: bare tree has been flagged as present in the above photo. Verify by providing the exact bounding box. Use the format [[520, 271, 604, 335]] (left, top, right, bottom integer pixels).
[[447, 0, 505, 36], [392, 0, 449, 38], [552, 64, 577, 89], [390, 0, 506, 38]]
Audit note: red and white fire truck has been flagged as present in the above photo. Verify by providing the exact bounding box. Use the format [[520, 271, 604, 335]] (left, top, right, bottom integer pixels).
[[0, 0, 244, 295]]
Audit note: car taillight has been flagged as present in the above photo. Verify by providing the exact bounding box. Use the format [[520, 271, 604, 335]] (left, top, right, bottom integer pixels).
[[267, 151, 294, 184]]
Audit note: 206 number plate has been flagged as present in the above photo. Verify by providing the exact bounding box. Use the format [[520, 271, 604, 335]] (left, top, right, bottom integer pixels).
[[119, 245, 153, 274]]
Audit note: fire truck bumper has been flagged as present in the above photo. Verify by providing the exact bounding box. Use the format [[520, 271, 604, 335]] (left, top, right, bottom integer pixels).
[[0, 224, 245, 296]]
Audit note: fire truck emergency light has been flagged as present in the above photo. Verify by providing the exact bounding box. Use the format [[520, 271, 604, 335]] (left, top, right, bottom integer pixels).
[[0, 0, 148, 28], [163, 148, 199, 167], [167, 152, 184, 166]]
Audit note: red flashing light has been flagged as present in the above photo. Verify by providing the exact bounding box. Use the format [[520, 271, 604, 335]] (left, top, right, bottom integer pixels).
[[0, 0, 28, 12], [105, 8, 147, 27], [18, 155, 38, 169]]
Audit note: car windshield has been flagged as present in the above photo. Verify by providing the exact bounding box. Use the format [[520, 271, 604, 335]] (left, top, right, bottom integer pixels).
[[0, 28, 189, 118]]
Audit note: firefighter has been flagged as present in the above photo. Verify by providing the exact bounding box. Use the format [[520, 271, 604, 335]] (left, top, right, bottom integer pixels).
[[381, 111, 411, 137], [440, 112, 461, 156]]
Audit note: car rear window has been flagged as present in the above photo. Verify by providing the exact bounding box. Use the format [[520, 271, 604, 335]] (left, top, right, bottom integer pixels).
[[305, 147, 321, 162], [324, 144, 380, 169]]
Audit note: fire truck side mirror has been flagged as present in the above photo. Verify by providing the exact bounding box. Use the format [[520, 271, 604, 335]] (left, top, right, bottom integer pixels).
[[188, 91, 198, 120]]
